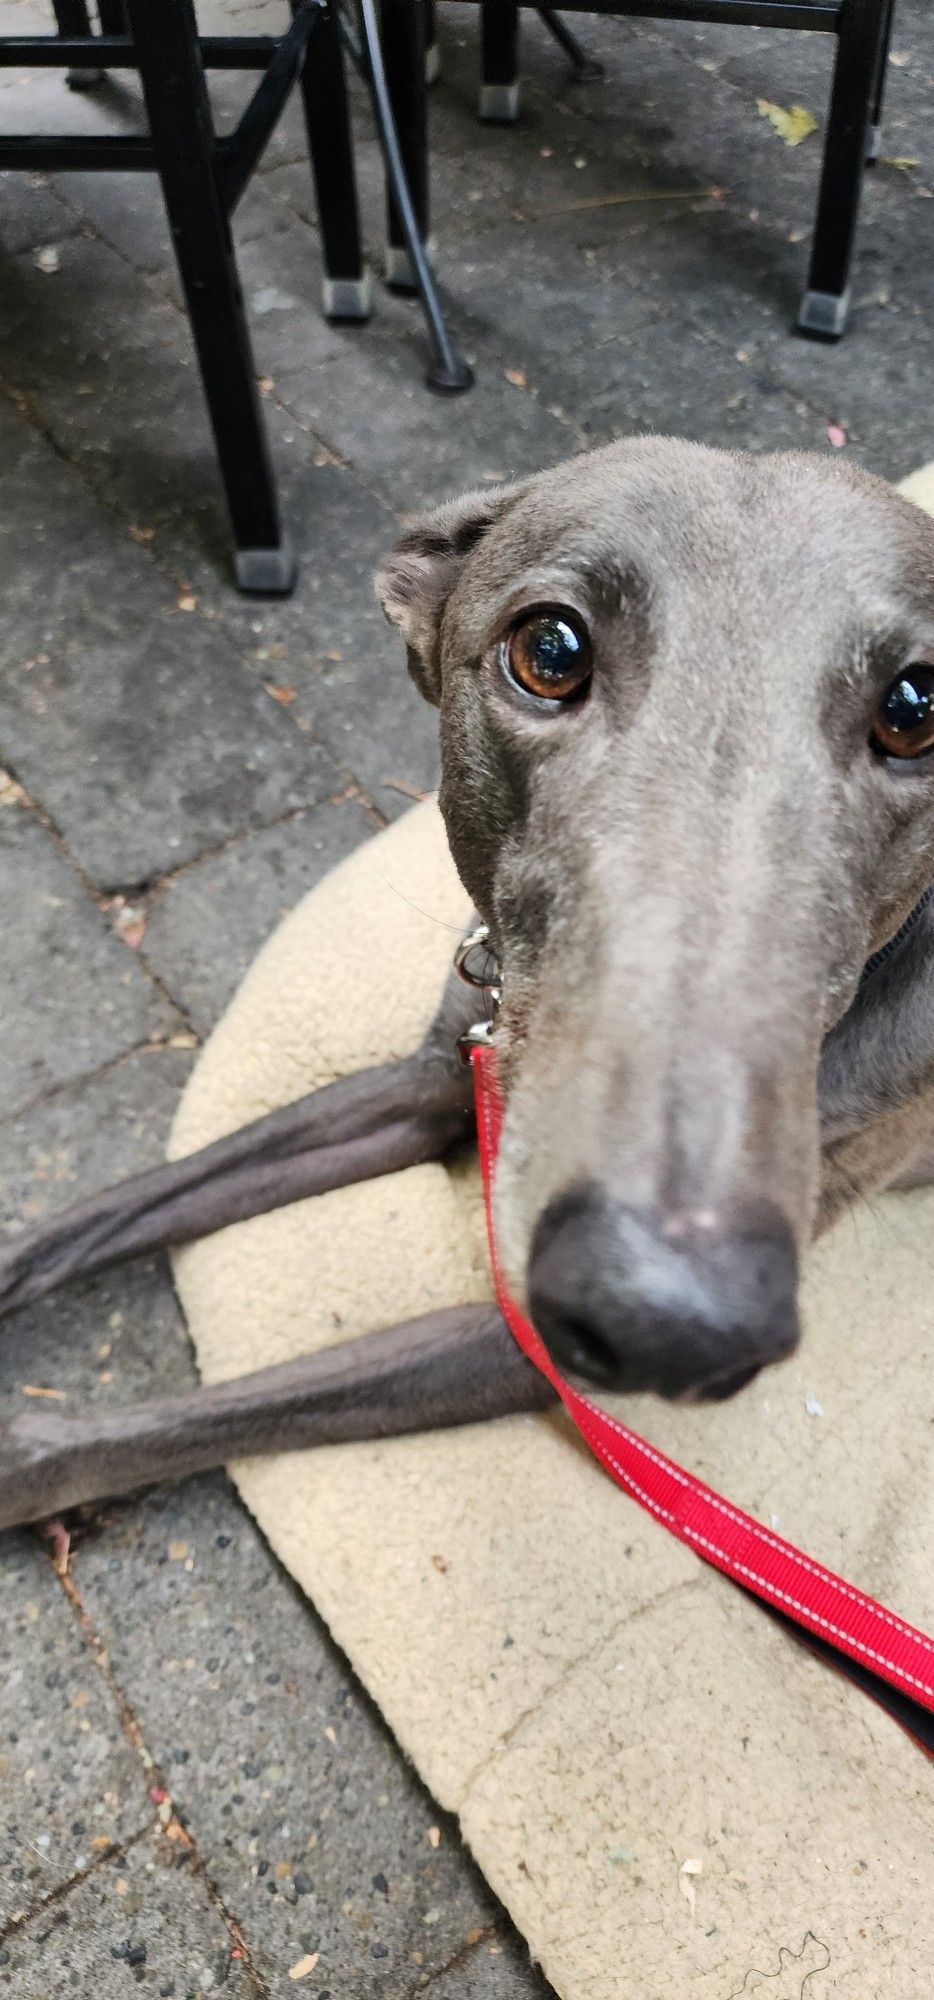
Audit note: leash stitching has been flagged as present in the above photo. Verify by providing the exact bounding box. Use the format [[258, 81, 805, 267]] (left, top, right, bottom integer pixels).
[[574, 1400, 934, 1661], [569, 1414, 934, 1700]]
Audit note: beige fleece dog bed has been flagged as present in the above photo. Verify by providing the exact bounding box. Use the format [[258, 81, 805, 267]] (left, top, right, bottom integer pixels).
[[171, 468, 934, 2000]]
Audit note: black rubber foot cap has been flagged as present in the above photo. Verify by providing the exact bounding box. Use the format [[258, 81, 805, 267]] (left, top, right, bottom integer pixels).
[[234, 542, 298, 596], [797, 287, 850, 341], [426, 356, 475, 394]]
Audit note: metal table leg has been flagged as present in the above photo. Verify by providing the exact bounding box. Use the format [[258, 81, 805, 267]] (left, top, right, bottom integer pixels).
[[358, 0, 473, 390], [798, 0, 890, 339], [126, 0, 296, 592]]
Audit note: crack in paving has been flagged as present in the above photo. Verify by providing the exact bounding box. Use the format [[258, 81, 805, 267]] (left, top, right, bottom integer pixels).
[[37, 1531, 272, 1997], [0, 1031, 198, 1143], [0, 1817, 155, 1944], [402, 1920, 502, 1997]]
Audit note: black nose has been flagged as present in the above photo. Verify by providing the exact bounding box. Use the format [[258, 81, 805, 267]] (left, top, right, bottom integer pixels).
[[527, 1184, 799, 1400]]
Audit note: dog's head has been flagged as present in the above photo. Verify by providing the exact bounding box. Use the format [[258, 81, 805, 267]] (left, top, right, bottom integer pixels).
[[379, 439, 934, 1399]]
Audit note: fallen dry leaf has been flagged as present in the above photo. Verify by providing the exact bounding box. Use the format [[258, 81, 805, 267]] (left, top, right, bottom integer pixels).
[[176, 590, 197, 613], [168, 1540, 189, 1561], [880, 155, 919, 173], [504, 367, 527, 388], [678, 1855, 703, 1916], [428, 1826, 441, 1849], [128, 523, 156, 544], [827, 423, 847, 450], [168, 1030, 199, 1050], [757, 99, 819, 147], [288, 1954, 319, 1981], [265, 682, 297, 705], [0, 770, 26, 808], [43, 1520, 71, 1576], [22, 1384, 67, 1401]]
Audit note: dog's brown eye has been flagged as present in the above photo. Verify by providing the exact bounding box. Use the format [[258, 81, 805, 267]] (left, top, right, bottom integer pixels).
[[503, 611, 592, 703], [871, 665, 934, 760]]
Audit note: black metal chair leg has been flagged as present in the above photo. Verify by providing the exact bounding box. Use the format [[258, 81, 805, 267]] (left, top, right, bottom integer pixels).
[[480, 0, 520, 122], [865, 0, 896, 162], [296, 1, 371, 321], [124, 0, 295, 594], [97, 0, 128, 30], [52, 0, 104, 91], [798, 0, 888, 340], [378, 0, 431, 291], [424, 0, 440, 83], [537, 7, 604, 81], [358, 0, 472, 391]]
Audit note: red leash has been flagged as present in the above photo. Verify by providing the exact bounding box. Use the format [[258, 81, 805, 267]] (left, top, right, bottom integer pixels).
[[472, 1043, 934, 1744]]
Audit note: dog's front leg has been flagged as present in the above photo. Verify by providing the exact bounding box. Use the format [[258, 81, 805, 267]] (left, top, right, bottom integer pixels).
[[0, 970, 481, 1323], [0, 1305, 555, 1531]]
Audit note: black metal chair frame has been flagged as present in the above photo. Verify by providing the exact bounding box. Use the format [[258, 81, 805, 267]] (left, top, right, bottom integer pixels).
[[0, 0, 472, 597], [462, 0, 898, 339]]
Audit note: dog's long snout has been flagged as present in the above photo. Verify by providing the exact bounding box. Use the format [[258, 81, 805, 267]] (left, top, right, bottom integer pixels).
[[527, 1184, 799, 1399]]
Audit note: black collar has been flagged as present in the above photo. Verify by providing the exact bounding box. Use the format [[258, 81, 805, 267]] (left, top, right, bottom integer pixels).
[[861, 882, 934, 984]]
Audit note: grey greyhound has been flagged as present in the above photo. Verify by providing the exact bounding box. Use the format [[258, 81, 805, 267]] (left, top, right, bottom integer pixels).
[[3, 436, 934, 1530]]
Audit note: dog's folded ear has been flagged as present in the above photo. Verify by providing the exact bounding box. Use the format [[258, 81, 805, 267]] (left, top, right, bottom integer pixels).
[[376, 479, 527, 704]]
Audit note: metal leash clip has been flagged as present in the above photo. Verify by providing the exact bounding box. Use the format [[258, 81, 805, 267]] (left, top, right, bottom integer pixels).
[[454, 924, 502, 1064]]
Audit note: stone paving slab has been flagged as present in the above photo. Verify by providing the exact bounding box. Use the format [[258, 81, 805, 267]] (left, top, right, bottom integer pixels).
[[0, 798, 176, 1122], [0, 1252, 197, 1420], [140, 801, 374, 1039], [0, 385, 175, 664], [447, 218, 830, 457], [0, 1530, 152, 1932], [271, 334, 581, 512], [0, 169, 82, 260], [73, 1477, 510, 2000], [0, 1044, 193, 1241], [2, 1824, 257, 1999], [0, 615, 342, 890], [0, 1045, 198, 1414]]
